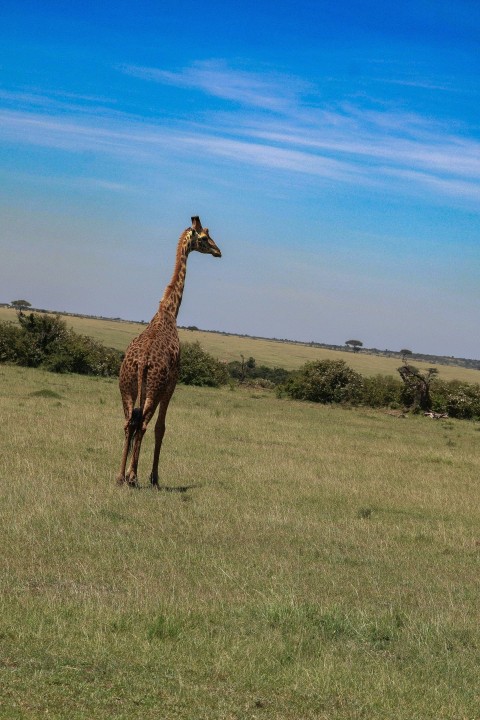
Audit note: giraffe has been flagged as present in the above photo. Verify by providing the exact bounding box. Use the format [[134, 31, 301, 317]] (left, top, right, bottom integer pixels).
[[116, 216, 222, 487]]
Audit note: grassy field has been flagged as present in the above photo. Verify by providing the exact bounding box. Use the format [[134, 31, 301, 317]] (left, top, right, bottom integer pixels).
[[1, 363, 480, 718], [1, 306, 479, 383]]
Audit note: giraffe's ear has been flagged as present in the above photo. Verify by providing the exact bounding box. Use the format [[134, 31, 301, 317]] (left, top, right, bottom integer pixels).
[[191, 216, 202, 231]]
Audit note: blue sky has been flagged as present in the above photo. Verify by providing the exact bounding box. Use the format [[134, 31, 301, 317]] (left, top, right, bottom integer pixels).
[[1, 1, 479, 358]]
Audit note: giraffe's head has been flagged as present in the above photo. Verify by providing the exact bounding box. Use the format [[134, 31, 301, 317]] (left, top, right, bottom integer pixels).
[[189, 216, 222, 258]]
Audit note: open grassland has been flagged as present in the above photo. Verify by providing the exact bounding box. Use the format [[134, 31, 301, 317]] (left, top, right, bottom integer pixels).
[[1, 306, 479, 383], [1, 364, 480, 719]]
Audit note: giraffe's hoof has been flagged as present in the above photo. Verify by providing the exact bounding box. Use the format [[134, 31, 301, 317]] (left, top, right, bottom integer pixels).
[[117, 473, 139, 488], [126, 471, 140, 487]]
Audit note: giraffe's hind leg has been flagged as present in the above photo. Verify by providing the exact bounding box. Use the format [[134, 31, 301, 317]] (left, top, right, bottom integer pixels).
[[150, 385, 176, 488], [116, 397, 135, 485], [116, 421, 132, 485], [117, 408, 143, 486], [125, 400, 156, 486], [125, 423, 145, 487]]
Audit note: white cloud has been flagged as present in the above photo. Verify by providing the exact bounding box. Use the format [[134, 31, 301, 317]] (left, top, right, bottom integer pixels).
[[121, 60, 311, 112], [1, 62, 480, 208]]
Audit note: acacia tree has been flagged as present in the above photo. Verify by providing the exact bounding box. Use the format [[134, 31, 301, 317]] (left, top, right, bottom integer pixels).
[[11, 300, 31, 311], [345, 339, 363, 353]]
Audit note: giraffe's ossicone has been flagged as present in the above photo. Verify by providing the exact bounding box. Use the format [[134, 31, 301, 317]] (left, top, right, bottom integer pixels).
[[116, 216, 222, 487]]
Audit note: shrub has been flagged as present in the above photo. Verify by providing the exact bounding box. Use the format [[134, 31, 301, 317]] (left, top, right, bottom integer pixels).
[[179, 342, 228, 387], [42, 330, 123, 376], [282, 359, 363, 404], [0, 313, 67, 367], [422, 379, 480, 420], [445, 383, 480, 419], [0, 313, 123, 376], [429, 378, 451, 414], [227, 358, 291, 386], [0, 322, 27, 363], [361, 374, 403, 408], [258, 365, 291, 385], [18, 311, 68, 353]]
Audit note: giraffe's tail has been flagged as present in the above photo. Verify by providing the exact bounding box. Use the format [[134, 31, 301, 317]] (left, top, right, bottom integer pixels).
[[127, 408, 143, 456]]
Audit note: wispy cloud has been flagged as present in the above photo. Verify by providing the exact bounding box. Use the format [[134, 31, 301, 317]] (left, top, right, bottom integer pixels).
[[0, 167, 134, 194], [180, 132, 363, 183], [121, 60, 311, 112], [0, 88, 118, 116], [241, 120, 480, 179], [378, 78, 454, 91], [121, 61, 480, 193], [1, 62, 480, 206]]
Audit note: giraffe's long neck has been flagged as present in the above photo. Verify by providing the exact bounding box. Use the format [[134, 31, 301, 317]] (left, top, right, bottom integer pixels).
[[158, 231, 192, 319]]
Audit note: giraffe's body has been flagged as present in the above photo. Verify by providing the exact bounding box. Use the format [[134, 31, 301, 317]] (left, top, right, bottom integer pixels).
[[117, 217, 221, 487]]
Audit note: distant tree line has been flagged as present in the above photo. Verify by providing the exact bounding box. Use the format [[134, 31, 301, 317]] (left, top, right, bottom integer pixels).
[[1, 312, 479, 419], [3, 303, 479, 370]]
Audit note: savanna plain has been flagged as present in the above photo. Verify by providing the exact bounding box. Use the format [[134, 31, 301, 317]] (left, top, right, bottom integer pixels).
[[1, 316, 480, 719]]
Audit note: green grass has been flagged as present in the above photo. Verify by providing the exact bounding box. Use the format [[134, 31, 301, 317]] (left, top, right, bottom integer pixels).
[[1, 364, 480, 718], [1, 306, 479, 382]]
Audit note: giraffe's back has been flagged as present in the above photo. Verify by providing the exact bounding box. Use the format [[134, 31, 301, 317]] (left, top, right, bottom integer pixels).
[[119, 312, 180, 410]]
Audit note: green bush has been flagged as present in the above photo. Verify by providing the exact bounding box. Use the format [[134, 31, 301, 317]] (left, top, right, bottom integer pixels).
[[361, 374, 403, 408], [282, 359, 364, 404], [443, 382, 480, 419], [18, 311, 67, 354], [416, 378, 480, 419], [42, 330, 123, 376], [0, 314, 67, 367], [0, 313, 123, 376], [0, 322, 27, 363], [227, 358, 291, 385], [429, 379, 451, 414], [179, 341, 228, 387]]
